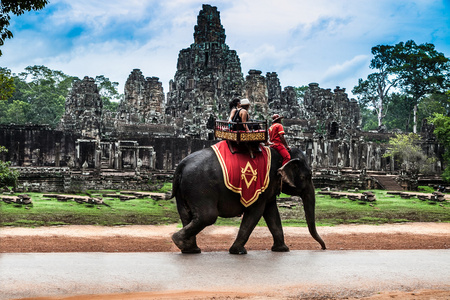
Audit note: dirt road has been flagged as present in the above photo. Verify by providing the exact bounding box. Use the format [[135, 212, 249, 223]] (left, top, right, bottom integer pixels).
[[1, 222, 449, 252], [1, 222, 449, 300]]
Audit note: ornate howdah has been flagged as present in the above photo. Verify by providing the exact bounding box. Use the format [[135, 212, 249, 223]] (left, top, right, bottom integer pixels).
[[214, 120, 268, 143]]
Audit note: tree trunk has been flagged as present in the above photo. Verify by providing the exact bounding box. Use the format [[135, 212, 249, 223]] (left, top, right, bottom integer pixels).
[[377, 108, 383, 127], [413, 104, 417, 133]]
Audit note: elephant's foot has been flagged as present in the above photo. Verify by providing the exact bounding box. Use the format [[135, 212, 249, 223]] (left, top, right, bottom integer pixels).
[[172, 231, 201, 254], [271, 244, 289, 252], [229, 245, 247, 255], [181, 247, 201, 254]]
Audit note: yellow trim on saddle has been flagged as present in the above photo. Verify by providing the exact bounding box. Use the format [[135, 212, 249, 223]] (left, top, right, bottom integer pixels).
[[212, 143, 271, 207]]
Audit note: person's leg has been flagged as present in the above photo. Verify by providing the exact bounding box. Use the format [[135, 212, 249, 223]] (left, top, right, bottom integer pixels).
[[273, 144, 291, 165]]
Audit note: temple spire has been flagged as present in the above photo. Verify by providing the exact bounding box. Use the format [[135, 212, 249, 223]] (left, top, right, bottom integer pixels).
[[193, 4, 226, 44]]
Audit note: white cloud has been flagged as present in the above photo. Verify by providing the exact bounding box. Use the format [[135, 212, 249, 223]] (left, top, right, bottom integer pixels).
[[321, 55, 370, 82]]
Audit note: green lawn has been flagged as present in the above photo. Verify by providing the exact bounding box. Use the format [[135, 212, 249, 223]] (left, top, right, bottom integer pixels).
[[0, 186, 449, 227], [277, 190, 450, 227], [0, 192, 178, 226]]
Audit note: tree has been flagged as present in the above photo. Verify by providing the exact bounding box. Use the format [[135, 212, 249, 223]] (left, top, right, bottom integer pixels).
[[392, 40, 450, 133], [95, 75, 122, 112], [294, 85, 308, 106], [383, 133, 437, 175], [359, 107, 378, 131], [0, 146, 19, 189], [3, 65, 78, 127], [353, 45, 398, 128], [417, 93, 448, 127], [354, 41, 450, 132], [383, 93, 414, 132], [3, 100, 30, 124], [0, 67, 15, 100], [0, 0, 49, 56], [430, 113, 450, 182]]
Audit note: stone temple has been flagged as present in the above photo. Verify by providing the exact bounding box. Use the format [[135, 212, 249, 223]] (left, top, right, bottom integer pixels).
[[0, 4, 445, 192]]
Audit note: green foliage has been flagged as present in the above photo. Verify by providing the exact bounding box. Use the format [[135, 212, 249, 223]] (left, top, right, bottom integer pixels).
[[353, 40, 450, 132], [418, 186, 435, 193], [359, 107, 378, 131], [0, 146, 19, 189], [0, 100, 30, 124], [352, 43, 402, 129], [418, 93, 448, 125], [156, 182, 173, 193], [95, 75, 122, 112], [352, 73, 394, 128], [294, 85, 308, 105], [0, 0, 49, 56], [383, 93, 414, 132], [393, 41, 450, 104], [1, 65, 78, 127], [430, 113, 450, 182], [0, 67, 15, 100], [315, 121, 326, 135], [383, 133, 437, 174], [0, 67, 123, 126]]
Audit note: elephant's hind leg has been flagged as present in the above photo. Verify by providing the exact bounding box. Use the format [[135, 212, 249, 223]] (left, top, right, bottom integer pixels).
[[172, 212, 218, 254], [172, 230, 201, 254], [173, 201, 201, 253]]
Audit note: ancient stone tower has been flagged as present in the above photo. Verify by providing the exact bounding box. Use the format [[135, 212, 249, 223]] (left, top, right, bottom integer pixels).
[[165, 4, 245, 139], [303, 83, 361, 139], [244, 70, 268, 120], [60, 76, 102, 139], [117, 69, 165, 124]]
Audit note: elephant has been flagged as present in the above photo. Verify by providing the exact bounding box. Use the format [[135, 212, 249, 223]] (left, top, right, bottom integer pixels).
[[171, 145, 326, 254]]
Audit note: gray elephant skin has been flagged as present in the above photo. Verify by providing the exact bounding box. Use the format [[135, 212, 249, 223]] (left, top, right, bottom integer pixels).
[[171, 146, 326, 254]]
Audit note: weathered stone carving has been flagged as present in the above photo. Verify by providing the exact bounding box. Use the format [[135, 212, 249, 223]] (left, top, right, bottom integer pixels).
[[117, 69, 165, 125], [59, 76, 102, 139], [303, 83, 361, 139], [165, 4, 245, 139], [244, 70, 268, 120]]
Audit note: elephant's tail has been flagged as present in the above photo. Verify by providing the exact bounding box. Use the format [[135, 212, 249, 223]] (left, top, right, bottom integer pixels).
[[172, 162, 192, 223], [172, 165, 182, 200]]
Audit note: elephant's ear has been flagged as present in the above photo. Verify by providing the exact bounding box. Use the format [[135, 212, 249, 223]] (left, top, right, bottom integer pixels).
[[278, 159, 301, 188]]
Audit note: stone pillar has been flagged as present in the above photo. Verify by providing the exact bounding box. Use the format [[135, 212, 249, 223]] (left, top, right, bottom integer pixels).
[[55, 143, 61, 167], [75, 141, 80, 168], [95, 140, 101, 169]]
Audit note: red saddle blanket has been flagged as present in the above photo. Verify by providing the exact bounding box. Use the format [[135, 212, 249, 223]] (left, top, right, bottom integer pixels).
[[212, 141, 271, 207]]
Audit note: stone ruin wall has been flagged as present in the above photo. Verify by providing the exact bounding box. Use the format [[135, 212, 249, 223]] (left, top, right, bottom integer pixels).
[[0, 4, 445, 192]]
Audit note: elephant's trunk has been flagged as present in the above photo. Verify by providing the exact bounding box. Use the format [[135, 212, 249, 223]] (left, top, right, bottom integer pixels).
[[301, 181, 326, 250]]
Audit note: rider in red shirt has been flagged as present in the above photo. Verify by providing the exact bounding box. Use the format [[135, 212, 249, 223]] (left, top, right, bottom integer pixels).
[[268, 114, 291, 165]]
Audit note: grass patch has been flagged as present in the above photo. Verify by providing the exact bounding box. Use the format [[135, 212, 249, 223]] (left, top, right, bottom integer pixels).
[[156, 182, 172, 193], [417, 185, 436, 193], [0, 192, 179, 227], [311, 189, 450, 225], [0, 189, 448, 227]]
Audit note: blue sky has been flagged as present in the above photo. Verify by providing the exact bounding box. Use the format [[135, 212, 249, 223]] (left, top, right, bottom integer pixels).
[[1, 0, 449, 98]]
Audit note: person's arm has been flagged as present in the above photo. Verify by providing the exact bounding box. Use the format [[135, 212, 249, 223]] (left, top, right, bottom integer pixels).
[[241, 109, 249, 131], [280, 134, 290, 150], [228, 108, 236, 122], [278, 125, 290, 150]]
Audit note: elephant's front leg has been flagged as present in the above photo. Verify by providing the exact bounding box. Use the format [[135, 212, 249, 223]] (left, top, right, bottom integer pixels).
[[229, 205, 264, 254], [263, 200, 289, 252]]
